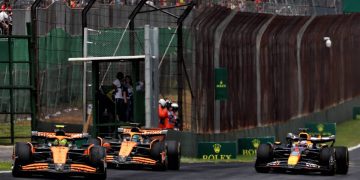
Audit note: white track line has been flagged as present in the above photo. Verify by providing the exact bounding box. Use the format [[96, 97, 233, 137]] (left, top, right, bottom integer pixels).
[[0, 171, 10, 173], [349, 144, 360, 151]]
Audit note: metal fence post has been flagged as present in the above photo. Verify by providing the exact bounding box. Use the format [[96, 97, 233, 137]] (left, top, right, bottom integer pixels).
[[30, 0, 42, 131]]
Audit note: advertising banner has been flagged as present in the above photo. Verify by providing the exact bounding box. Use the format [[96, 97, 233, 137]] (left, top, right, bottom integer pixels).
[[238, 137, 275, 156], [305, 123, 336, 136], [197, 142, 237, 160], [215, 68, 228, 100]]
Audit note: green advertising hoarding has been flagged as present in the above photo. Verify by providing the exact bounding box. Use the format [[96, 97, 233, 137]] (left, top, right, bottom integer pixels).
[[197, 142, 237, 160], [305, 123, 336, 136], [215, 68, 228, 100], [238, 137, 275, 156], [0, 39, 10, 61], [353, 107, 360, 120], [343, 0, 360, 13]]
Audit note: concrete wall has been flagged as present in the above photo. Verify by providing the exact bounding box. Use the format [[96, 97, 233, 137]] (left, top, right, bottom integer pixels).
[[169, 96, 360, 157]]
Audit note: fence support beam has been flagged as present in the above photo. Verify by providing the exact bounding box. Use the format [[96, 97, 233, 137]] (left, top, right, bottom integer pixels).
[[255, 15, 275, 126], [296, 15, 316, 116], [30, 0, 42, 131], [81, 0, 96, 132], [128, 0, 195, 128], [213, 11, 237, 134]]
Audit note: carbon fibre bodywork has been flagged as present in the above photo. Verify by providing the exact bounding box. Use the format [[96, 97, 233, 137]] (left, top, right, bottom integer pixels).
[[257, 145, 333, 172], [12, 130, 106, 178], [104, 127, 170, 169], [255, 130, 340, 174]]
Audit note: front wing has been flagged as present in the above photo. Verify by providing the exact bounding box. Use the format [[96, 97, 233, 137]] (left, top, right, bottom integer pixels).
[[257, 160, 330, 172], [17, 162, 102, 175], [106, 155, 158, 166]]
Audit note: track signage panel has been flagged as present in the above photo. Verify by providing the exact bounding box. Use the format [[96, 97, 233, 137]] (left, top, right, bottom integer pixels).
[[238, 137, 275, 156], [215, 68, 228, 100], [305, 123, 336, 136], [197, 142, 237, 160]]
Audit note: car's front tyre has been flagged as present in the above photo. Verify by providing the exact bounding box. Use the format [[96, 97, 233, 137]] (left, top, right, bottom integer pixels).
[[12, 142, 32, 177], [334, 146, 349, 174], [320, 147, 336, 176], [255, 143, 273, 173]]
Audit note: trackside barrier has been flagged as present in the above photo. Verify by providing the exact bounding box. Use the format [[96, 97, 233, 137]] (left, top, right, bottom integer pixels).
[[305, 123, 336, 136], [238, 137, 274, 156], [197, 142, 237, 160], [166, 96, 360, 157]]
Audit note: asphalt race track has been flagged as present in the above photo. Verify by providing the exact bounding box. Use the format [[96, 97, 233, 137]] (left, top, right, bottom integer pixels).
[[1, 148, 359, 180]]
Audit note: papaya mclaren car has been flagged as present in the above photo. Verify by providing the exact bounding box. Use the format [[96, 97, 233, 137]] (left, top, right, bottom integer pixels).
[[11, 125, 107, 179], [101, 126, 181, 170], [255, 128, 349, 175]]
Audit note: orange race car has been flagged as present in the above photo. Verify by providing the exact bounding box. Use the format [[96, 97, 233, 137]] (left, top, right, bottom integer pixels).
[[101, 125, 181, 170], [12, 125, 107, 179]]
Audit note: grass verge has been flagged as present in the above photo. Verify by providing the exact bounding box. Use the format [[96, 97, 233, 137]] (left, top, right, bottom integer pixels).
[[0, 161, 11, 171], [334, 119, 360, 147]]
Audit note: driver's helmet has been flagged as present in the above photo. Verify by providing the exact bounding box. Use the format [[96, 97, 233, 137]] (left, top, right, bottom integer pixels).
[[59, 139, 68, 146], [53, 139, 59, 146], [132, 134, 141, 143], [299, 140, 307, 147], [299, 132, 310, 140]]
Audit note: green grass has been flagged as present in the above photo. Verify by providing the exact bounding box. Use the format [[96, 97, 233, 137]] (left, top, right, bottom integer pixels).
[[0, 161, 11, 171], [334, 119, 360, 147], [0, 121, 31, 145]]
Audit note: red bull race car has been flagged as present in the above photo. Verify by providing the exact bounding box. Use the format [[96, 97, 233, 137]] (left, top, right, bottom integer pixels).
[[12, 125, 107, 179], [255, 128, 349, 175], [101, 125, 181, 170]]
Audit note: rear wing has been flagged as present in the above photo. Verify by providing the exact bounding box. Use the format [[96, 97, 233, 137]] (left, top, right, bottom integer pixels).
[[309, 135, 336, 144], [286, 133, 335, 146], [117, 127, 168, 135], [31, 131, 90, 139]]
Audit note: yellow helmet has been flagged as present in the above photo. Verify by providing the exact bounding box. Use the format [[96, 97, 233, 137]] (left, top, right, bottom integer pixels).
[[299, 132, 310, 140], [59, 139, 68, 146], [53, 139, 59, 146]]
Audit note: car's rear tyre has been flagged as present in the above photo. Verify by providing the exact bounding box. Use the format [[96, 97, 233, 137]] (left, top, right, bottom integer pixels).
[[334, 146, 349, 174], [167, 141, 181, 170], [90, 146, 106, 164], [255, 143, 273, 173], [151, 141, 167, 171], [12, 142, 32, 177], [88, 146, 106, 179], [151, 141, 164, 160], [320, 147, 335, 176]]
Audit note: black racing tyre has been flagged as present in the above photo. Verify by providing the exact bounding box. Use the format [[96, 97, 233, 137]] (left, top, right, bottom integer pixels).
[[320, 147, 335, 176], [151, 141, 165, 161], [334, 146, 349, 174], [90, 146, 106, 165], [257, 144, 273, 161], [255, 144, 272, 173], [167, 141, 181, 170], [151, 141, 167, 171], [12, 142, 32, 177]]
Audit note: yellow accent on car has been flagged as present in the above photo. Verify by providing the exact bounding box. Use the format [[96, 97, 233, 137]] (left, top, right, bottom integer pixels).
[[288, 155, 300, 166]]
